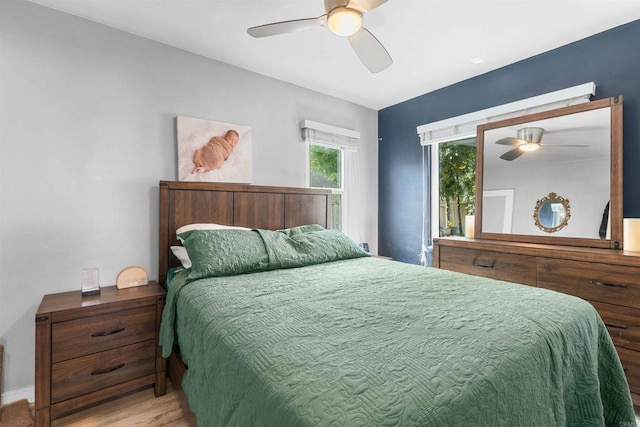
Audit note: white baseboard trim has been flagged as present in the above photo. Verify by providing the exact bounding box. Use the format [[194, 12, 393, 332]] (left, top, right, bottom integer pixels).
[[2, 386, 34, 404]]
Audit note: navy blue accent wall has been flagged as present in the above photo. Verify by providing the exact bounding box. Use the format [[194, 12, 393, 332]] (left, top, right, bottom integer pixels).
[[378, 20, 640, 264]]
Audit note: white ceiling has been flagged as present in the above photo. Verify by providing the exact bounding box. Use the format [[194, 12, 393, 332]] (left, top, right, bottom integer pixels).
[[28, 0, 640, 110], [483, 107, 611, 169]]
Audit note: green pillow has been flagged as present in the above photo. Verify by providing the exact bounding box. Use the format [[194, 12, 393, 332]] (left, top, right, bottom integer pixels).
[[178, 225, 370, 281], [257, 226, 371, 270], [178, 229, 269, 280]]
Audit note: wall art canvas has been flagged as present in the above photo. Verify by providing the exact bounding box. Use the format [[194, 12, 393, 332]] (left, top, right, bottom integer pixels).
[[177, 115, 253, 183]]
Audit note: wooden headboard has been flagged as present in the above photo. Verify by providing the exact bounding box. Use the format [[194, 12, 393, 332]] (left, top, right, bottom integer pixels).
[[158, 180, 332, 284]]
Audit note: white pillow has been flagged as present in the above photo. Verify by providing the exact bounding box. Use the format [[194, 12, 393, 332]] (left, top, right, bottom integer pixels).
[[176, 223, 250, 235], [170, 246, 192, 269]]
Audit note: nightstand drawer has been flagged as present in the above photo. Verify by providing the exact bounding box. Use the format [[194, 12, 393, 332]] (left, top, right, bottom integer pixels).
[[438, 245, 537, 286], [537, 259, 640, 309], [51, 340, 155, 403], [52, 305, 155, 363], [591, 301, 640, 352], [617, 346, 640, 395]]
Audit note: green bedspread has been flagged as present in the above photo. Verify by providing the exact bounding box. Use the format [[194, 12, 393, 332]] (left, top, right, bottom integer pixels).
[[160, 257, 635, 426]]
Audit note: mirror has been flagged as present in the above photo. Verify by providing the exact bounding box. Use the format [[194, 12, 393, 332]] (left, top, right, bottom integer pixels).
[[476, 96, 622, 249], [534, 192, 570, 233]]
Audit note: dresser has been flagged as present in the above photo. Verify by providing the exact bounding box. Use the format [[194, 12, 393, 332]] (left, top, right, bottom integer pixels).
[[434, 237, 640, 408], [35, 282, 167, 426]]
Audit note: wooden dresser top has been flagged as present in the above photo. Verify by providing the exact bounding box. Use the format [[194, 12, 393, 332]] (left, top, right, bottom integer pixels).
[[36, 283, 165, 317], [434, 237, 640, 268]]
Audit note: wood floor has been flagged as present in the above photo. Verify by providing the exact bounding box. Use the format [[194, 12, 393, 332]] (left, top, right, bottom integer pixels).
[[52, 381, 195, 427]]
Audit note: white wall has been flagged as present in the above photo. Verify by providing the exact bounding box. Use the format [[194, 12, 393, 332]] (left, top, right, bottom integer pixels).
[[0, 0, 378, 399], [484, 157, 609, 238]]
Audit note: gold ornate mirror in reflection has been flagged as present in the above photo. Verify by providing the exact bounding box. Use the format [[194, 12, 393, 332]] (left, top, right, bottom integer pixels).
[[534, 192, 571, 233]]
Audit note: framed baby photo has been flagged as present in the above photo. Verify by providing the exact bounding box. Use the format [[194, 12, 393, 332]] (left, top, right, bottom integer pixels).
[[176, 115, 253, 183]]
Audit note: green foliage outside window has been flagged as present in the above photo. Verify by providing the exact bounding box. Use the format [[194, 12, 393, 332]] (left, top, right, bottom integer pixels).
[[331, 193, 342, 231], [310, 144, 342, 231], [440, 141, 476, 235], [310, 144, 341, 189]]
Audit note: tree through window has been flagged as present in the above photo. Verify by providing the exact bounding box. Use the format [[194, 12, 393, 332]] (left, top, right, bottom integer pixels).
[[309, 143, 343, 231], [439, 140, 476, 236]]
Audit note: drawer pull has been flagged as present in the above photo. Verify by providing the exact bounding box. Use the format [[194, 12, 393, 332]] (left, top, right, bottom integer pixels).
[[589, 279, 628, 289], [604, 322, 628, 330], [91, 363, 125, 376], [91, 327, 125, 337], [472, 261, 495, 269]]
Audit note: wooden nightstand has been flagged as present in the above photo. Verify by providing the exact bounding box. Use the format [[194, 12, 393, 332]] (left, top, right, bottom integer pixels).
[[35, 282, 166, 426]]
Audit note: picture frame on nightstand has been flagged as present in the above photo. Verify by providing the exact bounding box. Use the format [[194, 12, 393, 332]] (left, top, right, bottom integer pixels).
[[81, 268, 100, 296]]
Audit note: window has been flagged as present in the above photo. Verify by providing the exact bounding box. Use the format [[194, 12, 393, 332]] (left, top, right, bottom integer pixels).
[[438, 139, 476, 237], [308, 143, 343, 231], [309, 144, 342, 189], [301, 119, 360, 233], [425, 136, 477, 258], [417, 82, 596, 265]]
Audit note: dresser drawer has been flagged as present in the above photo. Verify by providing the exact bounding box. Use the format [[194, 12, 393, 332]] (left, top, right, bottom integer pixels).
[[591, 301, 640, 352], [52, 305, 155, 363], [616, 347, 640, 395], [438, 245, 537, 286], [51, 340, 155, 403], [537, 259, 640, 309]]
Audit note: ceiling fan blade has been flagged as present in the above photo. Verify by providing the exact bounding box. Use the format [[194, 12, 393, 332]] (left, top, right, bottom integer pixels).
[[347, 0, 388, 12], [247, 16, 325, 38], [348, 28, 392, 74], [495, 137, 525, 146], [500, 148, 525, 161]]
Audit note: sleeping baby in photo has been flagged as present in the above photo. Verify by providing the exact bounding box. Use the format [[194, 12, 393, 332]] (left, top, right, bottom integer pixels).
[[192, 129, 239, 174]]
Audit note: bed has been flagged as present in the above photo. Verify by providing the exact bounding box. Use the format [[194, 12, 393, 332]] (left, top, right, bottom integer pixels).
[[157, 180, 635, 426]]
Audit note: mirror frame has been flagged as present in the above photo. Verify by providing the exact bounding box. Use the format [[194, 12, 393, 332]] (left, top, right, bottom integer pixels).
[[533, 192, 571, 233], [475, 96, 623, 249]]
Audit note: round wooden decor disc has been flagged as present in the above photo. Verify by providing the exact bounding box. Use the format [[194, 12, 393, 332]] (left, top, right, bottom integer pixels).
[[116, 266, 149, 289]]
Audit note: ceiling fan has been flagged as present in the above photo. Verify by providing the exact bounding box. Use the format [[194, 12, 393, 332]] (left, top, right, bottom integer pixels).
[[247, 0, 392, 74], [496, 127, 589, 161]]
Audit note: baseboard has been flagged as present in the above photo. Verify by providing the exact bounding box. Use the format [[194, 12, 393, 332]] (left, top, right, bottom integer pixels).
[[1, 386, 34, 404]]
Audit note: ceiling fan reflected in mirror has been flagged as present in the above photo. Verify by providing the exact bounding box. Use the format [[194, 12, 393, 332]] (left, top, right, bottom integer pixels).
[[496, 127, 589, 161], [247, 0, 392, 74]]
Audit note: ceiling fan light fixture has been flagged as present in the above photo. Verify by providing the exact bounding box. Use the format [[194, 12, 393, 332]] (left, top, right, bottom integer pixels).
[[327, 7, 363, 36], [519, 142, 540, 152], [517, 127, 544, 143]]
